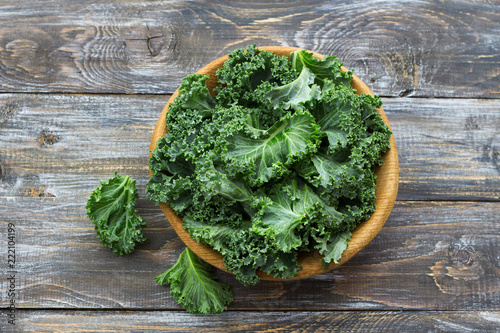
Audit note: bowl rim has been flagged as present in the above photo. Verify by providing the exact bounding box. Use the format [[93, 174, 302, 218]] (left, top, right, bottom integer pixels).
[[149, 46, 399, 281]]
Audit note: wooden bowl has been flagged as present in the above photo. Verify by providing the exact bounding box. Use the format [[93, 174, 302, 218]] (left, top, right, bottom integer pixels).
[[150, 46, 399, 281]]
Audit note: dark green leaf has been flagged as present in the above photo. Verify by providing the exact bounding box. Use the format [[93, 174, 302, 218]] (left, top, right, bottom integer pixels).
[[86, 172, 147, 255], [156, 248, 233, 314]]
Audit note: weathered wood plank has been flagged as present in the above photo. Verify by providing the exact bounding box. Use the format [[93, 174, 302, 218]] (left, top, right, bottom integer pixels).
[[1, 94, 498, 201], [0, 93, 162, 188], [2, 310, 500, 332], [1, 200, 499, 310], [0, 0, 498, 97], [389, 98, 500, 201], [1, 94, 499, 311]]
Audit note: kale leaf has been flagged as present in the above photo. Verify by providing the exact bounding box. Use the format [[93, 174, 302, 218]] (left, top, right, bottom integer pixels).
[[147, 45, 392, 285], [156, 248, 233, 314], [86, 172, 147, 255]]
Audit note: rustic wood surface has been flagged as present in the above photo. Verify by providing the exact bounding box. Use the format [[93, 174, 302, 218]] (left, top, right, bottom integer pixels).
[[10, 310, 500, 332], [0, 0, 498, 98], [1, 0, 499, 332]]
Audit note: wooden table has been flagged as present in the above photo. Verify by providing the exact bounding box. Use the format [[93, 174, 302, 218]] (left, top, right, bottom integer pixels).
[[1, 1, 499, 331]]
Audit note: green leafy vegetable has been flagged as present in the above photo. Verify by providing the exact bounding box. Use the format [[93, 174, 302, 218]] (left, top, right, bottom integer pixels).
[[156, 248, 233, 314], [147, 44, 392, 285], [86, 172, 147, 255]]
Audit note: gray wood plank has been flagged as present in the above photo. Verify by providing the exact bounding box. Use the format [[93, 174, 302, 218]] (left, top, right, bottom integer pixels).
[[2, 310, 500, 332], [389, 98, 500, 201], [1, 200, 499, 310], [1, 94, 498, 201], [0, 0, 498, 97]]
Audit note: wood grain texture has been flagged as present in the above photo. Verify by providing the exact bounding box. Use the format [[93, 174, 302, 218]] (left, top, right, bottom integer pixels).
[[0, 93, 498, 311], [1, 198, 499, 310], [2, 310, 500, 332], [0, 0, 498, 97], [392, 98, 500, 201], [0, 94, 497, 201], [0, 0, 498, 328]]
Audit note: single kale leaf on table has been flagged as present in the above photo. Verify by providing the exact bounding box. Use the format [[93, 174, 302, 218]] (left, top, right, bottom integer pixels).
[[156, 247, 233, 314], [147, 45, 392, 286], [86, 172, 147, 255]]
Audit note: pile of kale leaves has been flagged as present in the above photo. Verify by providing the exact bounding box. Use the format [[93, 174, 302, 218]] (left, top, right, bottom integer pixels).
[[87, 45, 392, 314], [147, 45, 392, 285]]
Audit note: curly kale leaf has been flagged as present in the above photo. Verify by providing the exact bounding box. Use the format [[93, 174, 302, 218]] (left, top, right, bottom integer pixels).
[[317, 230, 352, 268], [223, 110, 321, 186], [289, 49, 352, 87], [156, 248, 233, 314], [215, 44, 297, 108], [255, 67, 322, 111], [168, 74, 215, 118], [86, 172, 147, 255], [253, 178, 344, 252]]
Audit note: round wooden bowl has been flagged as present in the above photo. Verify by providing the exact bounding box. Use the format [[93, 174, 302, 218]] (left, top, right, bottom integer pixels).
[[150, 46, 399, 281]]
